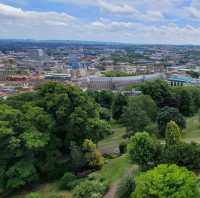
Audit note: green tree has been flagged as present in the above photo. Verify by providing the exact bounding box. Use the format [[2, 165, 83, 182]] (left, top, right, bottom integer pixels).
[[88, 90, 114, 109], [121, 101, 150, 134], [0, 82, 112, 191], [157, 107, 186, 137], [112, 93, 127, 120], [165, 121, 181, 146], [141, 80, 177, 108], [128, 132, 160, 168], [130, 95, 158, 121], [172, 87, 193, 116], [132, 164, 200, 198]]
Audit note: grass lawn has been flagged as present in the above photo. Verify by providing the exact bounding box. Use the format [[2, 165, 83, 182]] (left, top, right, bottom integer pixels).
[[183, 115, 200, 143], [98, 123, 126, 154], [92, 155, 138, 185]]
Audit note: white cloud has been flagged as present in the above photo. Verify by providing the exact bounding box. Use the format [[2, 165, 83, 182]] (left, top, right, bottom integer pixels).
[[184, 6, 200, 19], [97, 0, 136, 15], [0, 3, 75, 25], [1, 2, 200, 44]]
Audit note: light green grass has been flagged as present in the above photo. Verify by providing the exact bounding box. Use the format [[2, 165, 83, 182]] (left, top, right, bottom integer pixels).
[[183, 115, 200, 143], [98, 124, 126, 154], [93, 155, 138, 185]]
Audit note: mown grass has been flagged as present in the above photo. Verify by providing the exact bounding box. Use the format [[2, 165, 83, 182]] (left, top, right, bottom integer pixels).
[[93, 155, 137, 185], [98, 123, 126, 154], [183, 115, 200, 143]]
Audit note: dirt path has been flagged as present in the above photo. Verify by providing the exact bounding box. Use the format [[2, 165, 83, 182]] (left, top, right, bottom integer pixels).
[[104, 182, 118, 198]]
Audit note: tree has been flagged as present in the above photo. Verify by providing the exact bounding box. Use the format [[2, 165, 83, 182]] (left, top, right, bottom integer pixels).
[[130, 95, 158, 121], [128, 132, 160, 168], [157, 107, 186, 137], [172, 87, 193, 116], [132, 164, 200, 198], [165, 121, 181, 146], [88, 90, 114, 109], [112, 93, 127, 120], [141, 80, 177, 108], [121, 101, 150, 134], [0, 82, 112, 191]]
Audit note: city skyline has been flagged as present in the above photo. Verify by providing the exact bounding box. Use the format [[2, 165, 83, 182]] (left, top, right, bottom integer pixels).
[[0, 0, 200, 44]]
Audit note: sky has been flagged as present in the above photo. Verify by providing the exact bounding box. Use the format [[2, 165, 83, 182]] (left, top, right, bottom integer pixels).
[[0, 0, 200, 44]]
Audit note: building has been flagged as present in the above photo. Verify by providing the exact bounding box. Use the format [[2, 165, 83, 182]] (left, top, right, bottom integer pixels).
[[85, 73, 165, 90], [167, 75, 200, 87]]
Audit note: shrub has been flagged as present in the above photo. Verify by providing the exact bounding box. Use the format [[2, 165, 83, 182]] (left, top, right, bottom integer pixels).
[[82, 139, 104, 169], [25, 193, 41, 198], [116, 173, 135, 198], [59, 172, 77, 190], [119, 141, 127, 154], [73, 180, 108, 198], [165, 121, 181, 146], [132, 164, 200, 198], [164, 142, 200, 170]]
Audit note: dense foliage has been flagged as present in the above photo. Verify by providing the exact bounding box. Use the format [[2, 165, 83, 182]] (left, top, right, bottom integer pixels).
[[128, 132, 161, 168], [141, 80, 177, 108], [132, 164, 200, 198], [0, 82, 111, 191], [121, 101, 150, 134]]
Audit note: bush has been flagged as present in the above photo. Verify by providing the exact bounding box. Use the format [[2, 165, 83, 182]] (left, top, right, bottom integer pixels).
[[59, 172, 77, 190], [119, 141, 127, 154], [164, 142, 200, 170], [73, 180, 108, 198], [132, 164, 200, 198], [165, 121, 181, 146], [116, 173, 135, 198], [25, 193, 41, 198], [82, 139, 104, 169]]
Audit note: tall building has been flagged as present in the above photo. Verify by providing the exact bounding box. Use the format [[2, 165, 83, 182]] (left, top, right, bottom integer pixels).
[[68, 54, 79, 70]]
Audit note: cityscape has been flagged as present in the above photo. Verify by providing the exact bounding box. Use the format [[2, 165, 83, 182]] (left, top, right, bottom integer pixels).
[[1, 1, 200, 198], [1, 40, 200, 98]]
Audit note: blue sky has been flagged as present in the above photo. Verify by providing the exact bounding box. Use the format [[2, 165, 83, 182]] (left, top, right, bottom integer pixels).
[[0, 0, 200, 44]]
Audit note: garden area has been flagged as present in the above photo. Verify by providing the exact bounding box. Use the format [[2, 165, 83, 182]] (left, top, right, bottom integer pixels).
[[1, 80, 200, 198]]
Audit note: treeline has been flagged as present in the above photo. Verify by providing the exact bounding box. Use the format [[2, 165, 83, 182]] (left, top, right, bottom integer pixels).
[[89, 80, 200, 137], [0, 82, 111, 193]]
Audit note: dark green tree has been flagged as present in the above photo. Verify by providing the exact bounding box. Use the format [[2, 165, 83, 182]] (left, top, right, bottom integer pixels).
[[141, 80, 177, 108], [157, 107, 186, 137], [121, 100, 150, 134], [112, 93, 127, 120]]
